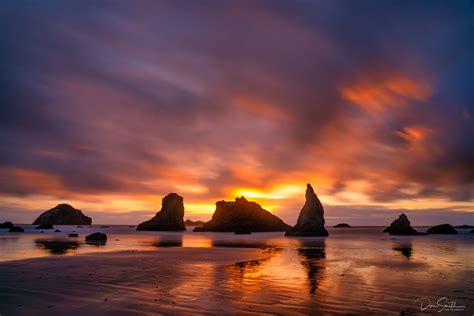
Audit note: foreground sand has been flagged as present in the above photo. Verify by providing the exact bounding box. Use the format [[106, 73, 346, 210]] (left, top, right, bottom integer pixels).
[[0, 248, 270, 315], [0, 237, 473, 315]]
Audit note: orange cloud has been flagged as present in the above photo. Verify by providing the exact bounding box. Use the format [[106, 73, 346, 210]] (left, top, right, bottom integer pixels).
[[0, 168, 65, 196], [394, 126, 432, 144], [340, 75, 433, 111]]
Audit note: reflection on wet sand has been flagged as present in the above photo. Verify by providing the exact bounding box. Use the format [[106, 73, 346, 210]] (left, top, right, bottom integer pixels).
[[233, 247, 282, 270], [212, 240, 272, 248], [35, 239, 80, 255], [85, 240, 107, 246], [392, 241, 413, 259], [153, 235, 183, 247], [297, 240, 326, 294]]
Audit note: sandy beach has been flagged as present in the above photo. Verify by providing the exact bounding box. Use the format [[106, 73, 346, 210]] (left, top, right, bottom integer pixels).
[[1, 227, 473, 315]]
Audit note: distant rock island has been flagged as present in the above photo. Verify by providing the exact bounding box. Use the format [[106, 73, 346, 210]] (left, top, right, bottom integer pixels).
[[193, 197, 290, 232], [137, 193, 186, 231], [0, 221, 14, 229], [427, 224, 458, 234], [383, 214, 421, 235], [33, 204, 92, 225], [334, 223, 351, 228], [286, 184, 328, 237], [454, 225, 474, 229], [184, 219, 205, 227]]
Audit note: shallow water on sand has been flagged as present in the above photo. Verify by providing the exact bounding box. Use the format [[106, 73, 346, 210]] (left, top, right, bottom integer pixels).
[[0, 226, 473, 314]]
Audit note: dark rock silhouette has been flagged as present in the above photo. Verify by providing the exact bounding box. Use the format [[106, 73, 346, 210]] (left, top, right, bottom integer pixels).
[[85, 232, 107, 245], [193, 197, 290, 232], [234, 229, 252, 235], [286, 184, 328, 237], [427, 224, 458, 234], [0, 221, 14, 229], [137, 193, 186, 231], [333, 223, 351, 228], [383, 214, 421, 235], [9, 226, 24, 232], [33, 204, 91, 225], [68, 233, 79, 237], [54, 229, 61, 233], [35, 224, 54, 230], [184, 219, 205, 227], [35, 240, 79, 255], [454, 225, 474, 229]]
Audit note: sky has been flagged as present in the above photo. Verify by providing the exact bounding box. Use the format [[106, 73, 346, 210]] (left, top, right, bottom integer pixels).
[[0, 0, 473, 225]]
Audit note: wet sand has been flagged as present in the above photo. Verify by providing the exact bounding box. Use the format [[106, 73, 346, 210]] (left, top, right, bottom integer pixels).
[[0, 240, 473, 315]]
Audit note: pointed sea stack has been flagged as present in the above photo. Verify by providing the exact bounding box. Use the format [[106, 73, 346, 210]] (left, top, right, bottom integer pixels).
[[286, 184, 328, 237], [193, 197, 290, 232], [33, 204, 91, 225], [383, 214, 421, 235], [136, 193, 186, 231]]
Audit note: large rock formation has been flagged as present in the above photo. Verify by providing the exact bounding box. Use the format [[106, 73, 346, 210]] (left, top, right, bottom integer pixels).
[[193, 197, 290, 232], [184, 219, 205, 227], [383, 214, 421, 235], [136, 193, 186, 231], [427, 224, 458, 234], [286, 184, 328, 237], [33, 204, 92, 225]]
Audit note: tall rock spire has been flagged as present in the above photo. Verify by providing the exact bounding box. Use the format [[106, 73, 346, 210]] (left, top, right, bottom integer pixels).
[[136, 193, 186, 231], [286, 183, 329, 237]]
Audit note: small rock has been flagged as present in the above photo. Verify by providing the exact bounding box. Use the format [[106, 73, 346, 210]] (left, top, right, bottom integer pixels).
[[9, 226, 24, 232], [85, 232, 107, 244], [427, 224, 458, 234], [333, 223, 351, 228], [234, 230, 252, 235], [0, 221, 14, 229]]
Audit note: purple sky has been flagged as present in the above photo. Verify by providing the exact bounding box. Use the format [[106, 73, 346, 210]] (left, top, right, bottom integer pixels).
[[0, 0, 473, 225]]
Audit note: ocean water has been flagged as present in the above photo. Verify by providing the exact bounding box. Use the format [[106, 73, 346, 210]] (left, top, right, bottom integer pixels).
[[0, 225, 473, 314]]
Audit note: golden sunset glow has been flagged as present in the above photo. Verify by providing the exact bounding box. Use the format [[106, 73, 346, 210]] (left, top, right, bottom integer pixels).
[[0, 1, 471, 226]]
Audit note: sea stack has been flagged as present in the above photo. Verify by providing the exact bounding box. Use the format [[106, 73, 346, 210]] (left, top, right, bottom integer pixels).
[[193, 197, 290, 232], [383, 214, 420, 235], [286, 184, 328, 237], [33, 204, 92, 225], [136, 193, 186, 231]]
